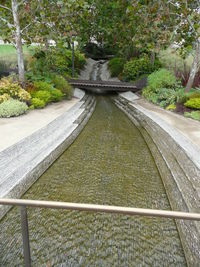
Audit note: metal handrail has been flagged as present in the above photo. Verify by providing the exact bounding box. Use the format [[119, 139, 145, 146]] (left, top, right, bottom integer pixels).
[[1, 198, 200, 267], [1, 198, 200, 220]]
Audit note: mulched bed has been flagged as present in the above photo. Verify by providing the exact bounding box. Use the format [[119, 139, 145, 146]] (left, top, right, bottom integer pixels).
[[175, 103, 192, 115]]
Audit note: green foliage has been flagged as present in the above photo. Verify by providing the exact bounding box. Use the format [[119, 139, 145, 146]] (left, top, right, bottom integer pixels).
[[142, 68, 184, 108], [33, 81, 54, 92], [159, 48, 193, 73], [122, 56, 160, 81], [33, 90, 51, 104], [142, 87, 159, 104], [50, 89, 64, 102], [31, 98, 46, 109], [52, 75, 73, 98], [157, 88, 178, 107], [184, 98, 200, 110], [108, 58, 125, 77], [0, 99, 28, 118], [147, 69, 177, 91], [184, 111, 200, 121], [166, 104, 176, 111], [27, 47, 86, 80], [188, 91, 200, 99], [0, 77, 31, 102]]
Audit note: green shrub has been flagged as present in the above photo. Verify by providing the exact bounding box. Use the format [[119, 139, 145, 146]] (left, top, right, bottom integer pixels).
[[108, 58, 125, 77], [166, 104, 176, 111], [52, 75, 73, 97], [184, 98, 200, 109], [147, 69, 177, 91], [50, 89, 63, 102], [31, 97, 46, 109], [188, 91, 200, 99], [33, 81, 54, 92], [157, 88, 177, 107], [184, 111, 200, 121], [33, 90, 51, 103], [123, 55, 160, 81], [0, 77, 31, 102], [0, 99, 28, 117]]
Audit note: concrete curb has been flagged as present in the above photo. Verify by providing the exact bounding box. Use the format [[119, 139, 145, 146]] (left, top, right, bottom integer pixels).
[[116, 92, 200, 267], [0, 89, 96, 219]]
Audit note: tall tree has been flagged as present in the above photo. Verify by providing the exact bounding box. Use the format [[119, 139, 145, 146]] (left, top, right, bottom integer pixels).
[[0, 0, 26, 84], [11, 0, 25, 84]]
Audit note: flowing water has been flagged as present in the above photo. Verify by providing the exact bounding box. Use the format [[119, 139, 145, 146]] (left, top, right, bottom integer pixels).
[[0, 64, 186, 266]]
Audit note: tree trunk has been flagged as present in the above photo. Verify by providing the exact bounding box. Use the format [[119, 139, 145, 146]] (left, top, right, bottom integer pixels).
[[150, 51, 155, 66], [11, 0, 25, 85], [185, 41, 200, 92]]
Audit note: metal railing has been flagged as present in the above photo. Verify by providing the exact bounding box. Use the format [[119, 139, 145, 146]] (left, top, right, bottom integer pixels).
[[1, 198, 200, 267]]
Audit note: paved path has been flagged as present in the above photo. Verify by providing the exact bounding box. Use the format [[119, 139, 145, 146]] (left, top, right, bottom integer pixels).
[[0, 98, 79, 152]]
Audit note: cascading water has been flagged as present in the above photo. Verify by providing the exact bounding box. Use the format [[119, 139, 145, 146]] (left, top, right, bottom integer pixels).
[[0, 62, 186, 266]]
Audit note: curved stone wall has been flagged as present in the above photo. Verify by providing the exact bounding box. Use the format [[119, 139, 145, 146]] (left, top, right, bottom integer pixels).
[[115, 95, 200, 267], [0, 89, 96, 219]]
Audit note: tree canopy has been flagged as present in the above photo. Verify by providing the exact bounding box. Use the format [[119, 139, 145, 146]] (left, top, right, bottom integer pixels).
[[0, 0, 199, 89]]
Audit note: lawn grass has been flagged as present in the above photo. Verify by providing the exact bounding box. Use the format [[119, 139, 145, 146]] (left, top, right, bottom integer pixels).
[[0, 45, 33, 76], [0, 44, 32, 58]]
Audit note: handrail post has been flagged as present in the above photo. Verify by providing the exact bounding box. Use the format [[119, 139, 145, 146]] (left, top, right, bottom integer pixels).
[[20, 206, 31, 267]]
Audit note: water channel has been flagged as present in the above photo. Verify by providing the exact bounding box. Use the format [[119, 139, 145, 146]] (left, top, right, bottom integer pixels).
[[0, 63, 186, 266]]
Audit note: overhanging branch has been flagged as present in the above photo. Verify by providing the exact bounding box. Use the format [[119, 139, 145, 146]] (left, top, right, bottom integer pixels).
[[0, 17, 14, 28], [0, 4, 12, 12]]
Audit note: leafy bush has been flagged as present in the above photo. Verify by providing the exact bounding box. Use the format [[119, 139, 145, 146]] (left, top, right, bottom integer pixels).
[[52, 75, 73, 97], [147, 69, 177, 91], [31, 98, 45, 109], [184, 111, 200, 121], [157, 88, 178, 107], [0, 99, 28, 117], [33, 90, 51, 104], [27, 46, 86, 79], [184, 98, 200, 109], [188, 91, 200, 99], [108, 58, 125, 77], [166, 104, 176, 111], [33, 81, 54, 92], [0, 77, 31, 102], [0, 93, 10, 104], [142, 68, 184, 107], [123, 55, 160, 81], [50, 89, 63, 102], [142, 87, 159, 104], [158, 48, 200, 88]]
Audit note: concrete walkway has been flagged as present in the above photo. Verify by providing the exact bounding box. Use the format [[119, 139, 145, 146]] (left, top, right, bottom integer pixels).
[[0, 98, 79, 152]]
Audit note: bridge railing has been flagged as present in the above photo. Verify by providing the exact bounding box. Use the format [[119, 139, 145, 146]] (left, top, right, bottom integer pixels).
[[0, 198, 200, 267]]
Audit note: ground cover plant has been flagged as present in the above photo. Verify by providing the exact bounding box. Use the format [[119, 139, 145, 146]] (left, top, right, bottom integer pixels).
[[0, 99, 28, 118]]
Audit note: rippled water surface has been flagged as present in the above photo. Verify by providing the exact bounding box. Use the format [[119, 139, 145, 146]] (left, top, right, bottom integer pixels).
[[0, 97, 186, 266]]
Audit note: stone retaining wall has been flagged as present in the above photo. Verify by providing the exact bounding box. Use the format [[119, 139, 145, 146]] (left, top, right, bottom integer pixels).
[[115, 95, 200, 267], [0, 89, 96, 219]]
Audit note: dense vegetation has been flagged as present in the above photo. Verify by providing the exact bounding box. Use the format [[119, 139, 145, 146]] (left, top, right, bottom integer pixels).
[[0, 45, 86, 117], [0, 1, 199, 120]]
